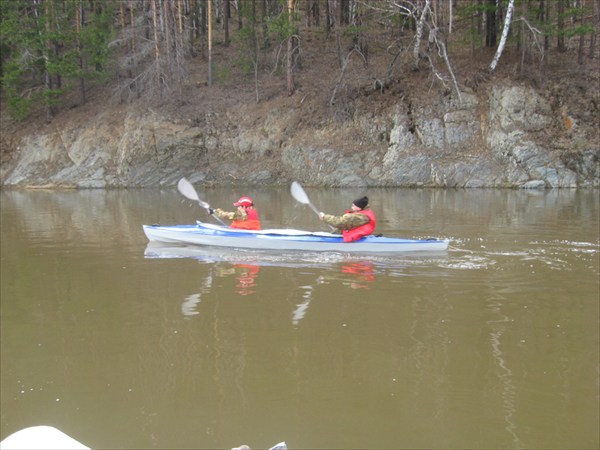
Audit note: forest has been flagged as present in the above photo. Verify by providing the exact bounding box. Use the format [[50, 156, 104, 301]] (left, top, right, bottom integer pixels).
[[1, 0, 598, 124]]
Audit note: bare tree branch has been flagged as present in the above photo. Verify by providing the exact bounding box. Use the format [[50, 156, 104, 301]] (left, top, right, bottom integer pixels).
[[330, 48, 359, 106]]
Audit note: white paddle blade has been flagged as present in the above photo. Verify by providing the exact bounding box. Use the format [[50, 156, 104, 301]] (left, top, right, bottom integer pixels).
[[291, 181, 322, 217], [177, 178, 199, 201], [291, 181, 310, 204], [177, 178, 210, 209]]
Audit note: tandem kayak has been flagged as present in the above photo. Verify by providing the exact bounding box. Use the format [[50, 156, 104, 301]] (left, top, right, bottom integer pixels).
[[142, 221, 449, 253]]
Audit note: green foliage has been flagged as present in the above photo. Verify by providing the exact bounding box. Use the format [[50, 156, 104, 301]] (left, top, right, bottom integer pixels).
[[454, 1, 489, 48], [456, 0, 495, 18], [2, 60, 31, 121], [560, 3, 595, 38], [43, 87, 64, 107], [266, 8, 299, 43], [234, 25, 258, 76], [0, 0, 115, 120], [78, 7, 114, 80], [215, 64, 231, 83]]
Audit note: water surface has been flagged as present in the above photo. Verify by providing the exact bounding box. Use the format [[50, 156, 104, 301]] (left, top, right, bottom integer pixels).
[[1, 188, 598, 449]]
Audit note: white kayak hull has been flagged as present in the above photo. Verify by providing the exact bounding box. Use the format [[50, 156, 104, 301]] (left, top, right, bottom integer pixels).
[[143, 221, 449, 254]]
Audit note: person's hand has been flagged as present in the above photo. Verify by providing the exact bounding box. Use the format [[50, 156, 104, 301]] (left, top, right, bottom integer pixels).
[[319, 212, 325, 220], [208, 208, 214, 215]]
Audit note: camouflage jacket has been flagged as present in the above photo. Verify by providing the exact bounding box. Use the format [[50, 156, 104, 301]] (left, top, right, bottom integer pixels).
[[321, 209, 371, 233], [213, 208, 248, 222]]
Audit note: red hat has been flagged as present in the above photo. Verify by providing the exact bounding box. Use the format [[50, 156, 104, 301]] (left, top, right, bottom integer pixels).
[[234, 196, 253, 207]]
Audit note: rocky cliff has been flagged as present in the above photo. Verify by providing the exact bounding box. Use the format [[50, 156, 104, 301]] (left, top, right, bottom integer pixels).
[[1, 76, 598, 189]]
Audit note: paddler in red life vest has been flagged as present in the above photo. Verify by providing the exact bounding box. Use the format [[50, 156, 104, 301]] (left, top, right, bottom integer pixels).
[[318, 196, 376, 242], [210, 196, 262, 230]]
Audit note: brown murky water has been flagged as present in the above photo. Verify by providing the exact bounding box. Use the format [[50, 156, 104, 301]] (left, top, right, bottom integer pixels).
[[1, 188, 598, 449]]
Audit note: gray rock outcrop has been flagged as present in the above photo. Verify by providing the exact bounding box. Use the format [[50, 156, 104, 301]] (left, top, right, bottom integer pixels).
[[1, 84, 598, 189]]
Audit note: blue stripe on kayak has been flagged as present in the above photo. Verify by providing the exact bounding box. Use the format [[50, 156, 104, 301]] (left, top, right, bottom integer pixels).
[[144, 224, 447, 245]]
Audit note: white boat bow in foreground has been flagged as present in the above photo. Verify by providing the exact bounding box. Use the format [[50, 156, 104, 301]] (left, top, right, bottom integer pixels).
[[0, 426, 90, 449]]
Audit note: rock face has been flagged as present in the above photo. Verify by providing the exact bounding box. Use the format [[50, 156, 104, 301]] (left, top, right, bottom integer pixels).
[[1, 84, 598, 189]]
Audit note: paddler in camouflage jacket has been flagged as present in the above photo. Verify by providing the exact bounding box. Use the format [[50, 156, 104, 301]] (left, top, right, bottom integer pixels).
[[318, 196, 377, 242], [210, 196, 262, 230]]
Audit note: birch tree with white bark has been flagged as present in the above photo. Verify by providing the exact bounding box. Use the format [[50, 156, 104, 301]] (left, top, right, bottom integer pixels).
[[488, 0, 515, 73]]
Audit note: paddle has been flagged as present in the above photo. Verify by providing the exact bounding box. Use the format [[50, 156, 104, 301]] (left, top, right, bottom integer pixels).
[[177, 177, 228, 226], [290, 181, 335, 231]]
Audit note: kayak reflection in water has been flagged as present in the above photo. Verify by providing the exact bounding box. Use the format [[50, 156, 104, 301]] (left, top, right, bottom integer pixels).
[[341, 261, 375, 289], [234, 263, 260, 296], [210, 196, 262, 230], [318, 196, 376, 242], [215, 263, 260, 296]]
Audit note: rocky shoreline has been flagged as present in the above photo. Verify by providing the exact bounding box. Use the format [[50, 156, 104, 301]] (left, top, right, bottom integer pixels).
[[1, 83, 598, 189]]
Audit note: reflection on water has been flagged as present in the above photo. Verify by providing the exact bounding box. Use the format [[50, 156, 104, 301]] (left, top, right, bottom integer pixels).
[[486, 297, 523, 448], [292, 284, 314, 326], [144, 242, 383, 324], [340, 261, 375, 289], [231, 264, 260, 296], [181, 292, 202, 316]]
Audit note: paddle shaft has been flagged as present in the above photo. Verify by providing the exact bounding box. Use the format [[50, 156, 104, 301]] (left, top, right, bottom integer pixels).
[[199, 201, 227, 226], [306, 202, 320, 217]]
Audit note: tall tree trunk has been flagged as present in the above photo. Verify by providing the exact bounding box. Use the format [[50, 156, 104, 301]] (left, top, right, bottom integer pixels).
[[577, 1, 585, 64], [325, 0, 332, 38], [590, 0, 599, 58], [261, 0, 269, 48], [200, 0, 207, 37], [489, 0, 515, 72], [286, 0, 295, 96], [543, 0, 550, 53], [151, 0, 161, 95], [311, 0, 320, 26], [130, 0, 136, 56], [177, 0, 183, 34], [163, 0, 171, 64], [413, 0, 431, 70], [485, 0, 497, 48], [224, 0, 230, 46], [340, 0, 349, 25], [449, 0, 453, 34], [120, 2, 127, 46], [208, 0, 213, 86], [252, 0, 259, 103], [557, 0, 565, 51], [189, 0, 197, 57], [519, 0, 527, 74], [42, 0, 54, 121], [470, 2, 475, 56], [478, 0, 484, 48], [76, 0, 86, 104]]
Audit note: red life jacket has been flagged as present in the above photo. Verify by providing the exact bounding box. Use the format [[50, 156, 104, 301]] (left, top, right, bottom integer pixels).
[[231, 208, 262, 230], [342, 209, 376, 242]]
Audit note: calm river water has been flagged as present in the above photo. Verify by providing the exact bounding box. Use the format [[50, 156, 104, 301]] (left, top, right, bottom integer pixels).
[[1, 187, 598, 450]]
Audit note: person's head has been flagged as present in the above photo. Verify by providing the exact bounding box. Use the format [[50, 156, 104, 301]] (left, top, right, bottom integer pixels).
[[234, 196, 253, 209], [352, 196, 368, 211]]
